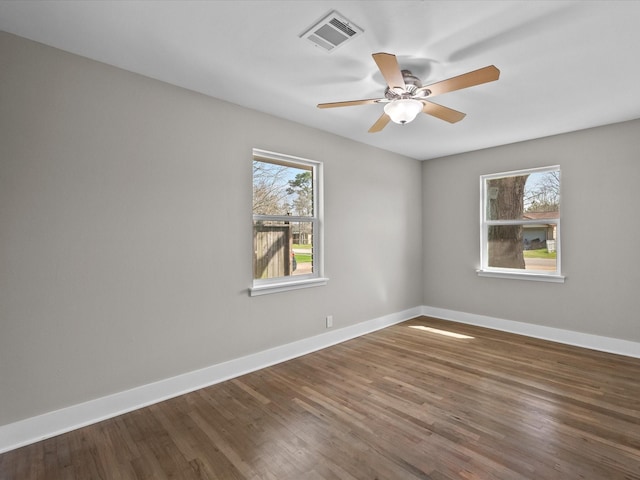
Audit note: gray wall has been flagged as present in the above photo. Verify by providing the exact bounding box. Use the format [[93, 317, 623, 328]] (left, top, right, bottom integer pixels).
[[0, 32, 423, 426], [422, 119, 640, 341]]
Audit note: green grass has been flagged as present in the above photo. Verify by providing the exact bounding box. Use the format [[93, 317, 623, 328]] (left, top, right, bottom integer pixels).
[[293, 244, 312, 263], [523, 248, 556, 259]]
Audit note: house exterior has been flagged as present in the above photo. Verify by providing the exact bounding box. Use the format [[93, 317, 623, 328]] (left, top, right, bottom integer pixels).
[[522, 211, 559, 250]]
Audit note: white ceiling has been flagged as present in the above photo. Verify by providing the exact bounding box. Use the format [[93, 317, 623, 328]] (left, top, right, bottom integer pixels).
[[2, 1, 640, 160]]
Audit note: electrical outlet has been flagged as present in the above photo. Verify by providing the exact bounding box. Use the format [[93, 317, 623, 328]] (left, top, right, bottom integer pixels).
[[326, 315, 333, 328]]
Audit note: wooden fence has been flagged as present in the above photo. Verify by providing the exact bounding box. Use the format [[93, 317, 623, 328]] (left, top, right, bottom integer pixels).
[[253, 224, 292, 279]]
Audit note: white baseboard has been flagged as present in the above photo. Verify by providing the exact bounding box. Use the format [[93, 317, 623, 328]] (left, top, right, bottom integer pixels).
[[421, 305, 640, 359], [4, 305, 637, 454], [0, 306, 421, 454]]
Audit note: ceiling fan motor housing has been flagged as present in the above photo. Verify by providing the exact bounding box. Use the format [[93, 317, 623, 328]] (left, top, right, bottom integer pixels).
[[384, 70, 431, 100]]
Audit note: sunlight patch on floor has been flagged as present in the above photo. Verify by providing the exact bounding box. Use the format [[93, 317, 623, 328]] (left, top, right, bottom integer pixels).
[[409, 325, 474, 339]]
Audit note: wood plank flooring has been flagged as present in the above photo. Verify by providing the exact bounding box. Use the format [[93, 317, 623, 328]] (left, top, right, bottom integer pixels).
[[2, 316, 640, 479]]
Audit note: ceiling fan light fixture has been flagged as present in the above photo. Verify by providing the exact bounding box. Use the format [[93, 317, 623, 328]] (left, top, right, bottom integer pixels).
[[384, 99, 423, 125]]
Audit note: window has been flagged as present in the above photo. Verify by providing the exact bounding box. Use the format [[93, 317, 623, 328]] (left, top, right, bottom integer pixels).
[[250, 149, 327, 296], [479, 166, 564, 282]]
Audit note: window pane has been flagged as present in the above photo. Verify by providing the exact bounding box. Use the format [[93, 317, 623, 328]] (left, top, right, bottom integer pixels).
[[253, 221, 314, 279], [486, 170, 559, 221], [253, 160, 313, 216], [488, 225, 557, 271]]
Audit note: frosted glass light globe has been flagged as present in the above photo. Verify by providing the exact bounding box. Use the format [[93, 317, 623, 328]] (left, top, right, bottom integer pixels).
[[384, 99, 423, 124]]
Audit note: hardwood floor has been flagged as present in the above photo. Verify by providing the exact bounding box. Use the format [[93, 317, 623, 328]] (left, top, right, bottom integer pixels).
[[2, 316, 640, 479]]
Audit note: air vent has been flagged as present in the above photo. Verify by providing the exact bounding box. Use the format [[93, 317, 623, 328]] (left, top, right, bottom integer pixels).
[[300, 10, 363, 53]]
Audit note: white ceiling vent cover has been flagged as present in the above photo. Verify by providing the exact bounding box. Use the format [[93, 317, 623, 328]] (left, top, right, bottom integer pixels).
[[300, 10, 363, 52]]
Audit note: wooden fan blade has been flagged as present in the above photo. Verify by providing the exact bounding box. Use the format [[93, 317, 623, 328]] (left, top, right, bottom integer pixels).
[[372, 52, 406, 91], [421, 101, 466, 123], [424, 65, 500, 97], [317, 98, 383, 109], [368, 113, 391, 133]]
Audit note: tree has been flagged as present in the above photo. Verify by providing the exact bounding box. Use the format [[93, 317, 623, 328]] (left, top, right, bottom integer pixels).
[[286, 171, 313, 216], [286, 171, 313, 245], [252, 161, 290, 215], [525, 171, 559, 213], [487, 174, 528, 268]]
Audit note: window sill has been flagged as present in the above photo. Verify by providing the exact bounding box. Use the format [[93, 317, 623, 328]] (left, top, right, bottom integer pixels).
[[476, 269, 565, 283], [249, 277, 329, 296]]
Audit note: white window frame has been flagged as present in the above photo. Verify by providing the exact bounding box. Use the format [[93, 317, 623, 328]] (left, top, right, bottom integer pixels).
[[250, 149, 328, 296], [478, 165, 565, 283]]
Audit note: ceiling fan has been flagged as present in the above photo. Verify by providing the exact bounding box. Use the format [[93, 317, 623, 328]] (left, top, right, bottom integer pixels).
[[317, 53, 500, 133]]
